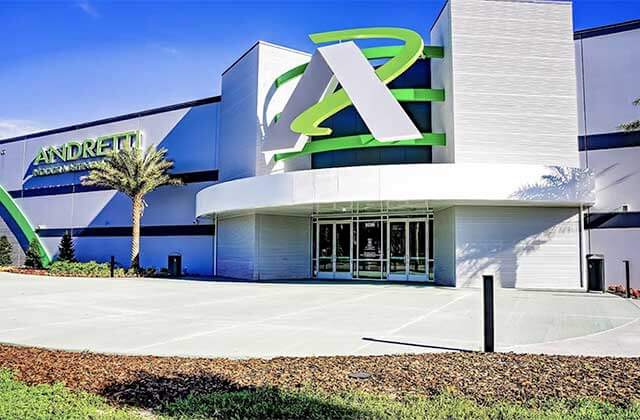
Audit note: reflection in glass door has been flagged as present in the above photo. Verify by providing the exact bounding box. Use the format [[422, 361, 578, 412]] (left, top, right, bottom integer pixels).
[[387, 219, 429, 281], [317, 223, 333, 278], [316, 222, 352, 279], [356, 220, 386, 279], [335, 223, 351, 278]]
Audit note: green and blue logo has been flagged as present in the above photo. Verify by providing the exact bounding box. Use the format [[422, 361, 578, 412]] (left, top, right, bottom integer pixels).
[[263, 27, 445, 162]]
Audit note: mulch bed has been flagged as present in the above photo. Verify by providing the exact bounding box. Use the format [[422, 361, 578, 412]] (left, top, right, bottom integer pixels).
[[1, 267, 49, 276], [0, 344, 639, 409]]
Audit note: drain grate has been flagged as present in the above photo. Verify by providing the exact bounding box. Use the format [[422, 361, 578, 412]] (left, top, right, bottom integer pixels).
[[349, 371, 372, 380]]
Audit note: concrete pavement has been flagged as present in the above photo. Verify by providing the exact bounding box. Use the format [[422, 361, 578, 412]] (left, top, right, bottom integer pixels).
[[0, 272, 638, 358]]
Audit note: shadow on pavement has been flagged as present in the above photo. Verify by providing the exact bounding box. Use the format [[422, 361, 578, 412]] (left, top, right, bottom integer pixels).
[[361, 337, 473, 353]]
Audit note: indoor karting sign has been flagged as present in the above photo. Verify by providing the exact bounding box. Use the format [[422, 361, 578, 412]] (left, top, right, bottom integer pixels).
[[31, 130, 141, 176]]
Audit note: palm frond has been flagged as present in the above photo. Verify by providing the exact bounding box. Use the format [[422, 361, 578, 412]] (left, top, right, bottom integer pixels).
[[81, 145, 183, 199], [619, 120, 640, 132], [619, 98, 640, 132]]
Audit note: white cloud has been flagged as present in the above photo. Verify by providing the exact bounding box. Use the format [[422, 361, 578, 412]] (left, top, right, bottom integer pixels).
[[0, 119, 45, 140], [160, 46, 180, 56], [152, 43, 180, 56], [77, 0, 100, 18]]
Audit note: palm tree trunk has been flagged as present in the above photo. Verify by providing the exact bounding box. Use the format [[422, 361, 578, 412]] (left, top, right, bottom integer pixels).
[[130, 194, 143, 271]]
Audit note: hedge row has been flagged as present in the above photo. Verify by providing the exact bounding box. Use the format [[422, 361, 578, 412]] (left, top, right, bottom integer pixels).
[[48, 261, 127, 278]]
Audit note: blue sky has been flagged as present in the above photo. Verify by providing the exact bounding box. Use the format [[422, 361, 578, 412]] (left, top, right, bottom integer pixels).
[[0, 0, 638, 139]]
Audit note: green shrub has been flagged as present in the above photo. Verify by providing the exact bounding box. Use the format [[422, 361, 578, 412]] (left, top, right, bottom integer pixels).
[[24, 238, 43, 269], [48, 261, 126, 278], [57, 231, 76, 262], [0, 236, 12, 266], [143, 267, 157, 277]]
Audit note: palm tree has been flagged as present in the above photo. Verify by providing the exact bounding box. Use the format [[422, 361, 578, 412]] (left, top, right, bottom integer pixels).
[[619, 98, 640, 132], [82, 145, 182, 271]]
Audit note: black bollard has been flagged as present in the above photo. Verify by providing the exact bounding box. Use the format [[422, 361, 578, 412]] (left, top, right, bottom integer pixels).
[[110, 256, 115, 278], [624, 260, 630, 299], [483, 274, 495, 352]]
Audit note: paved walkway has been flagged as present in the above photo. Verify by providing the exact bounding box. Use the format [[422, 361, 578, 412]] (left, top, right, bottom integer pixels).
[[0, 272, 638, 358]]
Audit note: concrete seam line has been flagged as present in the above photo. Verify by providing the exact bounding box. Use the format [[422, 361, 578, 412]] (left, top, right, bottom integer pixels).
[[354, 292, 474, 353], [502, 317, 640, 351], [127, 288, 392, 352], [386, 293, 474, 335]]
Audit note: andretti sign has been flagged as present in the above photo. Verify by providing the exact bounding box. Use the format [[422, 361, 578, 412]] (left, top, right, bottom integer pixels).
[[31, 131, 141, 176]]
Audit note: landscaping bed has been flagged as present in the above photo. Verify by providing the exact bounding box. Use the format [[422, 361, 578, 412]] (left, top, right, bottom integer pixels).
[[0, 344, 638, 410], [1, 262, 163, 278], [608, 284, 640, 299]]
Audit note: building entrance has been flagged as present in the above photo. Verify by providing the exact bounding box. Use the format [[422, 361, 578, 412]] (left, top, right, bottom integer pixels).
[[312, 214, 433, 281]]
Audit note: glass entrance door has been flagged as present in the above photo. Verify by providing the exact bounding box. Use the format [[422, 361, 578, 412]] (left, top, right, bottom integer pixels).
[[313, 214, 431, 281], [408, 221, 427, 281], [388, 219, 428, 281], [389, 221, 406, 278], [317, 222, 352, 279], [356, 219, 386, 279]]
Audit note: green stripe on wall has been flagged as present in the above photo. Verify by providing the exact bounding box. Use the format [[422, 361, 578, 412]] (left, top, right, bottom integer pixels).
[[0, 185, 51, 267], [274, 133, 446, 162]]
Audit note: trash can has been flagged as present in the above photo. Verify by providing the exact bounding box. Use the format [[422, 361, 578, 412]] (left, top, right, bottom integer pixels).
[[168, 254, 182, 277], [587, 254, 605, 292]]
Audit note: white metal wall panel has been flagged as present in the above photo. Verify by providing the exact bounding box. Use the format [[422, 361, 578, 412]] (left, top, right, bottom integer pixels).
[[256, 43, 312, 176], [256, 214, 311, 280], [431, 1, 455, 164], [215, 213, 311, 280], [454, 206, 582, 290], [218, 47, 260, 182], [434, 207, 456, 286], [435, 0, 579, 167], [216, 214, 257, 280], [218, 42, 311, 180]]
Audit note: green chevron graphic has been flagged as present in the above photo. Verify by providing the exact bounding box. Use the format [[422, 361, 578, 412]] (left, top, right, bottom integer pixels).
[[292, 28, 425, 137], [0, 185, 51, 267], [270, 27, 446, 162]]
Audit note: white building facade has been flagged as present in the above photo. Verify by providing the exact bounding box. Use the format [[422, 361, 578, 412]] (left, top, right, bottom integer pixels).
[[197, 0, 594, 289], [1, 0, 605, 289]]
